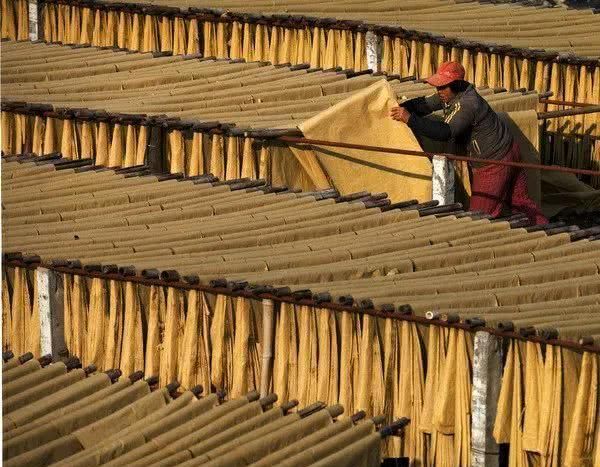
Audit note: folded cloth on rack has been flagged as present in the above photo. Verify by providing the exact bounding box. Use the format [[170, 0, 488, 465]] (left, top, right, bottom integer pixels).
[[292, 79, 433, 202]]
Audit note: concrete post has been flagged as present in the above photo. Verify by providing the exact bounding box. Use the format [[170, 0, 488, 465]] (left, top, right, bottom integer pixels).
[[431, 155, 455, 205], [36, 268, 66, 358], [365, 31, 381, 73], [28, 0, 38, 41], [471, 331, 502, 467]]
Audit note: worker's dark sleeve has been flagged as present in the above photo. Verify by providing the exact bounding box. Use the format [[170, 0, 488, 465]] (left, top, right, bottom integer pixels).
[[406, 115, 452, 141], [444, 100, 476, 140], [408, 98, 477, 141], [400, 93, 443, 116]]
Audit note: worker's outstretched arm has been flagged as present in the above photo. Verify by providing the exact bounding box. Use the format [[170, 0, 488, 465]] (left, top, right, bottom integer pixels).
[[407, 100, 475, 142], [400, 93, 443, 116]]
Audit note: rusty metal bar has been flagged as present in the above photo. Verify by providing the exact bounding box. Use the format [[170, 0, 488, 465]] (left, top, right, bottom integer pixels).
[[278, 136, 600, 177], [539, 98, 596, 108], [3, 259, 599, 354], [538, 105, 600, 119]]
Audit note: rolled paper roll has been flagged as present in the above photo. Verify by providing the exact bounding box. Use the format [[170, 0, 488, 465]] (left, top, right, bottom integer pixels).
[[128, 370, 143, 382], [280, 399, 299, 413], [313, 292, 332, 304], [119, 266, 137, 276], [298, 401, 326, 418], [519, 326, 536, 337], [183, 275, 200, 285], [190, 385, 204, 397], [160, 270, 181, 282], [465, 317, 486, 328], [327, 404, 344, 418], [497, 321, 515, 332], [273, 286, 292, 297], [442, 313, 460, 324], [101, 264, 119, 274], [259, 393, 278, 409], [425, 310, 440, 320]]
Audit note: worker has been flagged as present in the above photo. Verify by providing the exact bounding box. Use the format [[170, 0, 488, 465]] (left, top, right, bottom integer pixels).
[[390, 61, 548, 225]]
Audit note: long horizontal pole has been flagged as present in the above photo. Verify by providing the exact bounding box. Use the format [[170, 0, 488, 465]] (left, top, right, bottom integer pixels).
[[539, 98, 596, 108], [538, 105, 600, 119], [4, 259, 599, 354], [278, 136, 600, 177]]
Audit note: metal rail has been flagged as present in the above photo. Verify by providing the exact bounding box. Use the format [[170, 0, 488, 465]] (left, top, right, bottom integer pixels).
[[3, 259, 599, 354], [277, 136, 600, 177], [539, 98, 596, 108]]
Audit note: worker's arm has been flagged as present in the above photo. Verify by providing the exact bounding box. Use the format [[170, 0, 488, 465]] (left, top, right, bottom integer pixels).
[[407, 100, 476, 142], [400, 93, 444, 116], [406, 116, 451, 141]]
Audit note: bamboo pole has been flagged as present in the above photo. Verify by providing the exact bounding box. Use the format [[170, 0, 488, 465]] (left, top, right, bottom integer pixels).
[[260, 298, 275, 398]]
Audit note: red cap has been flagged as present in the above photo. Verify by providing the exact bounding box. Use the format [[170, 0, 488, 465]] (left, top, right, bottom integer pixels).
[[426, 61, 466, 87]]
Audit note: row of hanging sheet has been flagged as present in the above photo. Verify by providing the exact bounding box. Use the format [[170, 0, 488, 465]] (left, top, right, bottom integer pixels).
[[5, 0, 600, 56], [3, 159, 600, 341], [4, 40, 598, 212], [3, 155, 600, 465], [3, 267, 599, 466], [2, 0, 598, 108], [2, 350, 391, 467]]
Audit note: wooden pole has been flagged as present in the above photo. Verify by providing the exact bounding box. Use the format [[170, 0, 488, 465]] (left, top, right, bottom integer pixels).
[[260, 299, 275, 398]]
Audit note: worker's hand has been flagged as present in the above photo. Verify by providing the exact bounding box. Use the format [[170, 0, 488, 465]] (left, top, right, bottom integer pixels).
[[390, 106, 411, 124]]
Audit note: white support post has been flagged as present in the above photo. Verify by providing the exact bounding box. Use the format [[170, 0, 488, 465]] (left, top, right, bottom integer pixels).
[[28, 0, 39, 41], [432, 155, 455, 205], [365, 31, 381, 73], [36, 268, 65, 358], [471, 331, 502, 467], [260, 299, 275, 398]]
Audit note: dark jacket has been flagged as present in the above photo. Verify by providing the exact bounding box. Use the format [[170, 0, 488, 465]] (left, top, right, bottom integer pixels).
[[402, 84, 513, 162]]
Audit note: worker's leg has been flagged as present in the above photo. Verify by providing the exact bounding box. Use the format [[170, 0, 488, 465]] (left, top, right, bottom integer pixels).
[[506, 143, 549, 225], [509, 168, 549, 225], [469, 161, 510, 218]]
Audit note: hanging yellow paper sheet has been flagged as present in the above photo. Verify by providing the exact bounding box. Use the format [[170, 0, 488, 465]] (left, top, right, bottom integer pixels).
[[295, 79, 433, 202]]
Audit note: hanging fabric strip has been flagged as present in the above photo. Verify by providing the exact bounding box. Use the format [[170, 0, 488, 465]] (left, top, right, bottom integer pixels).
[[168, 130, 185, 174], [159, 287, 185, 385], [10, 268, 31, 357], [145, 285, 166, 379], [2, 269, 13, 352], [104, 280, 123, 370], [120, 282, 144, 376], [85, 278, 108, 369], [225, 136, 241, 181], [108, 123, 124, 167]]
